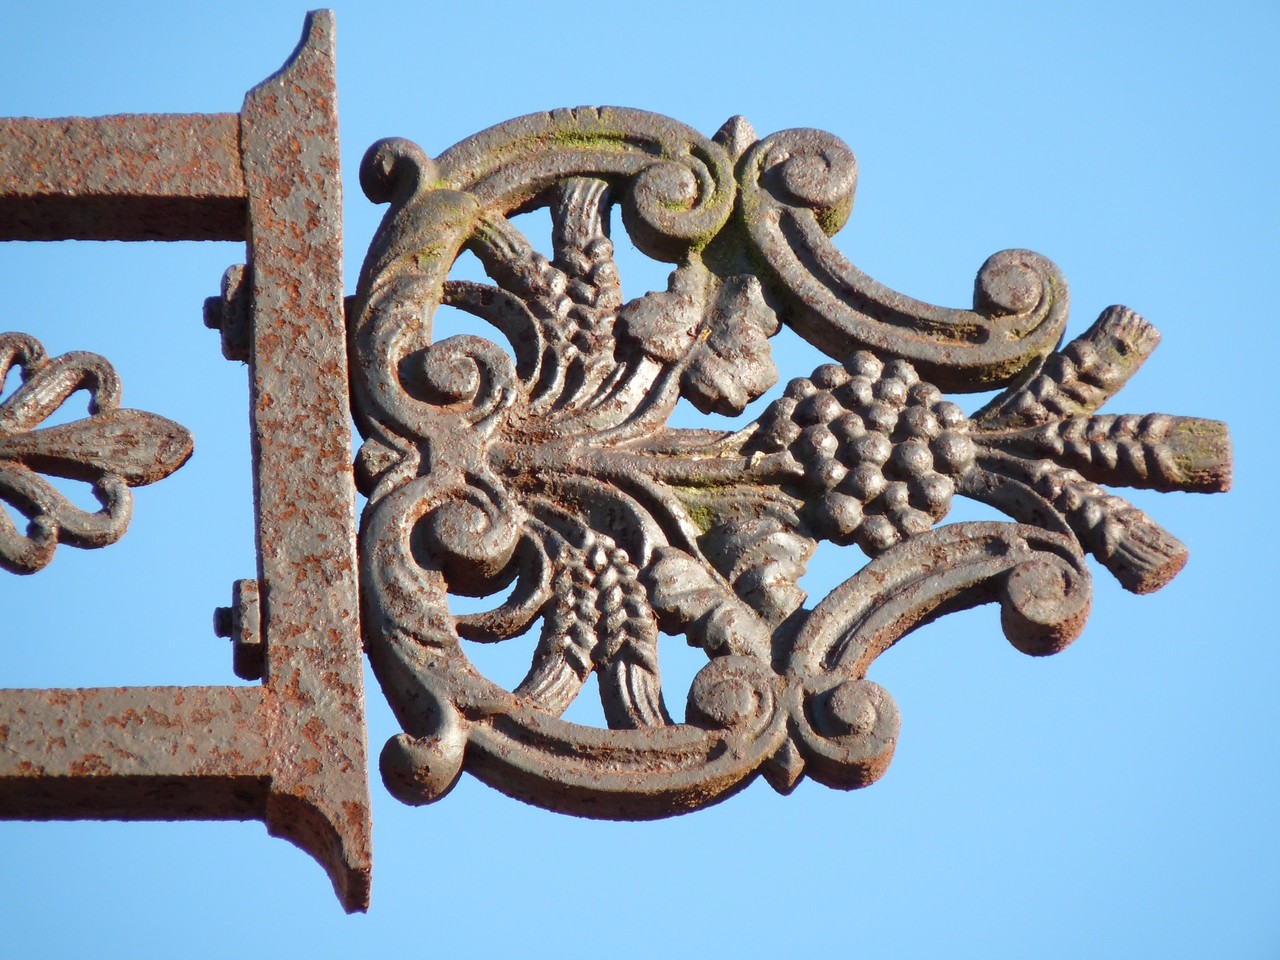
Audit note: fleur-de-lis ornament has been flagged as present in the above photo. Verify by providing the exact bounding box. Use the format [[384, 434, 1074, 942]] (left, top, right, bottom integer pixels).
[[0, 332, 192, 573]]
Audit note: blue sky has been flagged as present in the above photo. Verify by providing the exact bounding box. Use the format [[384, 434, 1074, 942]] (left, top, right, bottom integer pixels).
[[2, 1, 1276, 956]]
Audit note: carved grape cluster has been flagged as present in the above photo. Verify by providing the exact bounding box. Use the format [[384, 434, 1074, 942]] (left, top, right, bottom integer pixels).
[[753, 351, 976, 554]]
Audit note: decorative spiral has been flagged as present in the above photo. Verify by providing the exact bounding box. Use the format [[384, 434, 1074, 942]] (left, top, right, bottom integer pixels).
[[378, 673, 467, 807], [974, 248, 1049, 318], [359, 137, 437, 206], [380, 731, 466, 807], [790, 677, 901, 790], [999, 552, 1091, 656], [423, 482, 524, 597], [621, 148, 736, 261], [686, 655, 778, 731], [412, 334, 517, 431], [430, 107, 736, 264], [361, 473, 518, 653], [747, 128, 858, 234], [736, 128, 1069, 392]]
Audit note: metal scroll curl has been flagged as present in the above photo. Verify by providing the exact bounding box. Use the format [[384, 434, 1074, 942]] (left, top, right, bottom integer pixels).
[[349, 108, 1230, 819], [735, 127, 1069, 392]]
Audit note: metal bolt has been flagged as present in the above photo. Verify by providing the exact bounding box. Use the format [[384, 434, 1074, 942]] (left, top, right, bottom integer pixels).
[[212, 579, 263, 681], [202, 296, 224, 331], [212, 605, 234, 638], [204, 263, 251, 361]]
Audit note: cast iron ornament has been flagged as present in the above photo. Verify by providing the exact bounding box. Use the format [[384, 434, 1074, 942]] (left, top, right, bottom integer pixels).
[[349, 108, 1231, 818], [0, 332, 193, 573]]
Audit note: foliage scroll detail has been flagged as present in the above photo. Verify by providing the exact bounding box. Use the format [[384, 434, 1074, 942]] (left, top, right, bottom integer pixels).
[[349, 108, 1231, 818]]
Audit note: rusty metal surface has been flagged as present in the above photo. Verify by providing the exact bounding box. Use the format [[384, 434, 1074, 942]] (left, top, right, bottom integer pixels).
[[349, 109, 1231, 818], [0, 113, 246, 241], [237, 9, 371, 910], [0, 686, 270, 818], [0, 11, 371, 913]]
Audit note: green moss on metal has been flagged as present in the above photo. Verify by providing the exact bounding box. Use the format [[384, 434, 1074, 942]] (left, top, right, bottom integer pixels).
[[670, 487, 720, 535], [548, 128, 629, 152]]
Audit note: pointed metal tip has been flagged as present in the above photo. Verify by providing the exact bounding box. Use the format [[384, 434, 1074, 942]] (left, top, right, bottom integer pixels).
[[713, 115, 758, 161]]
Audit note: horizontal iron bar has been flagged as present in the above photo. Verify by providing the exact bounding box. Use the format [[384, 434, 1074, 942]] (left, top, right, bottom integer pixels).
[[0, 114, 247, 240], [0, 685, 270, 819]]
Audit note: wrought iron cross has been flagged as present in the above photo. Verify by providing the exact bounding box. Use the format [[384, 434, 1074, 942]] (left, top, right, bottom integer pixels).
[[0, 12, 1231, 912]]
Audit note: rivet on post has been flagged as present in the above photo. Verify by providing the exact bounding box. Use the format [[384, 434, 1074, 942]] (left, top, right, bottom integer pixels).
[[203, 263, 252, 362], [212, 578, 264, 681]]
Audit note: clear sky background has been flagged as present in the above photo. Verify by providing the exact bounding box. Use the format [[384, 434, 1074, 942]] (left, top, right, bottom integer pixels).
[[1, 1, 1276, 956]]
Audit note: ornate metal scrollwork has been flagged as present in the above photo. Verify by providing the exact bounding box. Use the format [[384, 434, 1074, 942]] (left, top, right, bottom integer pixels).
[[0, 331, 192, 573], [348, 107, 1231, 818]]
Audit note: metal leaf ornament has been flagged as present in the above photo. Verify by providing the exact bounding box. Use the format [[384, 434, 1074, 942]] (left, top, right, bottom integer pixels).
[[348, 108, 1231, 817]]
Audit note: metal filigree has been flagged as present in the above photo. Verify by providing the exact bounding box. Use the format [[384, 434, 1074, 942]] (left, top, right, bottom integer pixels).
[[0, 331, 192, 573], [349, 108, 1231, 817]]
